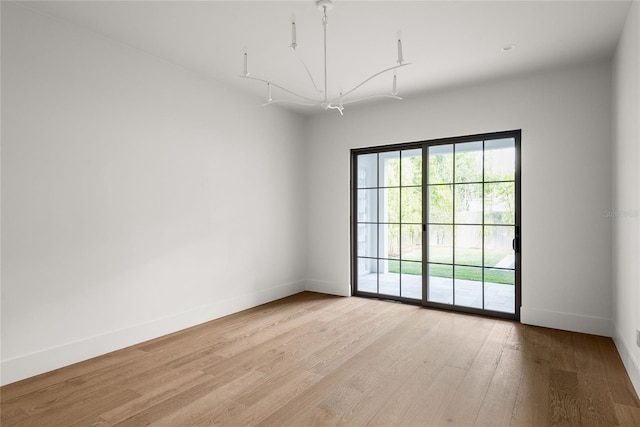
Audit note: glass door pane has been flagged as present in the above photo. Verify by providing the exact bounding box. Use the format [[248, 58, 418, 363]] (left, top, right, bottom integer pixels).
[[379, 150, 401, 298], [426, 144, 455, 306], [354, 149, 423, 301], [482, 138, 516, 314], [425, 135, 518, 317], [400, 149, 422, 299]]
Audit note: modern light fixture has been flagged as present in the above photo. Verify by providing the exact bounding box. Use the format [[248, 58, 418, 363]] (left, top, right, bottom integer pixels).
[[240, 0, 411, 115]]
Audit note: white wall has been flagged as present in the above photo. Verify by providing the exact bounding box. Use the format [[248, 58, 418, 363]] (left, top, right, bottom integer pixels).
[[613, 0, 640, 396], [305, 60, 613, 337], [0, 3, 307, 385]]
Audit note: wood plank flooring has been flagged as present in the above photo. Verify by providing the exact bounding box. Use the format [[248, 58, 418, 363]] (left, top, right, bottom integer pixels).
[[1, 292, 639, 426]]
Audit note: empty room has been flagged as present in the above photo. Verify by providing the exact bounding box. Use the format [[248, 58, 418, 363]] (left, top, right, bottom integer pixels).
[[1, 0, 639, 425]]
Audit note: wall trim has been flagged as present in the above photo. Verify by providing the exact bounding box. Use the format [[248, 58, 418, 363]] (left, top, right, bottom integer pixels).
[[0, 280, 305, 386], [613, 322, 640, 399], [520, 306, 613, 337], [305, 279, 350, 297]]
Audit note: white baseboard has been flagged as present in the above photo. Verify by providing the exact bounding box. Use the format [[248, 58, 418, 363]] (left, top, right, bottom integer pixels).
[[520, 306, 613, 337], [613, 324, 640, 398], [0, 280, 305, 386], [305, 279, 350, 297]]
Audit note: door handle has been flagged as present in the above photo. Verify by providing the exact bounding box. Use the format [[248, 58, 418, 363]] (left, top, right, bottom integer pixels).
[[512, 226, 520, 253]]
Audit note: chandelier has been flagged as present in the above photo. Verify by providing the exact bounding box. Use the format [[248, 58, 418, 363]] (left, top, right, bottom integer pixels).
[[240, 0, 411, 115]]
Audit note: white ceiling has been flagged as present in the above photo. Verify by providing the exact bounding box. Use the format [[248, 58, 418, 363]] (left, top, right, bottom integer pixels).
[[23, 0, 632, 115]]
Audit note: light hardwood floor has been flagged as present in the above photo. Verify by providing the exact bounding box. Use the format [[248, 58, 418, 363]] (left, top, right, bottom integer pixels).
[[2, 292, 639, 426]]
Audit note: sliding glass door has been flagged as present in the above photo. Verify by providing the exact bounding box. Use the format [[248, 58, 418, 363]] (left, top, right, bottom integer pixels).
[[355, 149, 423, 300], [351, 131, 521, 320]]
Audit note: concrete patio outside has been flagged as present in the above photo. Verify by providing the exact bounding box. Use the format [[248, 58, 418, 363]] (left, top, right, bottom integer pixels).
[[357, 273, 515, 313]]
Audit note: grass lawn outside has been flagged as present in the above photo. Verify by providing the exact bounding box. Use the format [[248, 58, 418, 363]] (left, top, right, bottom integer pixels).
[[388, 247, 514, 284]]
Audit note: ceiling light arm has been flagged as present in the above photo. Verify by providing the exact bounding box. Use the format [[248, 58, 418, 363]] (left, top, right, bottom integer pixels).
[[291, 48, 323, 95], [341, 94, 403, 106], [262, 99, 318, 107], [326, 104, 344, 115], [239, 75, 320, 103], [332, 62, 411, 102]]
